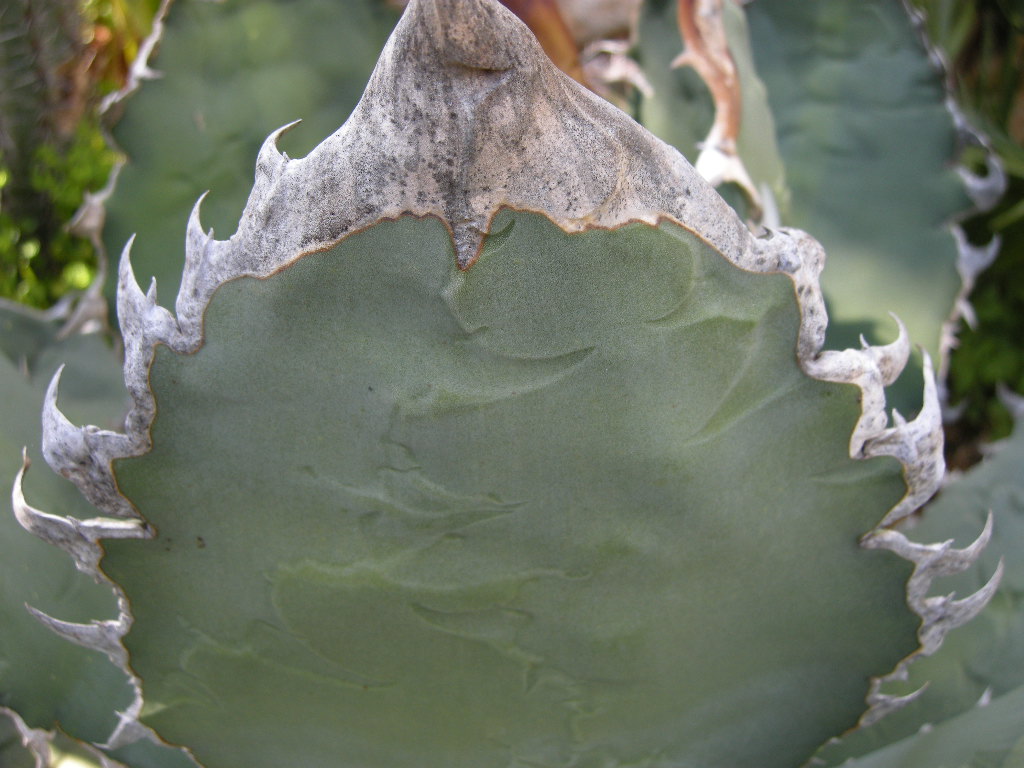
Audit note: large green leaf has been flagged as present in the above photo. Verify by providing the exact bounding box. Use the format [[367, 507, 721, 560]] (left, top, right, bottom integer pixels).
[[24, 1, 986, 765], [101, 0, 400, 305], [102, 211, 916, 768]]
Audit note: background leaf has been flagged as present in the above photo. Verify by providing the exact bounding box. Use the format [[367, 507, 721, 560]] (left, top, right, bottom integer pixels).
[[101, 0, 400, 306], [743, 0, 972, 415], [816, 397, 1024, 765]]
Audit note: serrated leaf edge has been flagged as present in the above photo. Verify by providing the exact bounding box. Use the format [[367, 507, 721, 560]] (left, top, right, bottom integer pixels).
[[12, 0, 998, 758]]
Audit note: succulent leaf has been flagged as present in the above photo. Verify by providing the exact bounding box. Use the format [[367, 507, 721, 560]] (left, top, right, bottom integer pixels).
[[100, 209, 924, 768], [17, 0, 998, 765]]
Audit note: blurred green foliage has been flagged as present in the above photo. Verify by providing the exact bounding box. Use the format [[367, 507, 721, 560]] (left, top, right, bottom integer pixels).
[[910, 0, 1024, 447], [0, 0, 156, 308], [0, 118, 116, 306], [950, 176, 1024, 441]]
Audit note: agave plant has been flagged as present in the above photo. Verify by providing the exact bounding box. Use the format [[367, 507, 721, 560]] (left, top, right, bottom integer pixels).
[[2, 0, 1016, 766]]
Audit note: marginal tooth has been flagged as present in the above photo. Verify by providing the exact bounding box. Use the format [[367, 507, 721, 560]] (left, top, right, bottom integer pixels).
[[79, 516, 152, 539], [117, 236, 179, 399], [117, 234, 140, 288], [452, 221, 486, 270], [41, 373, 138, 518], [997, 384, 1024, 420], [919, 352, 941, 421], [957, 153, 1007, 212], [12, 453, 103, 576], [862, 513, 993, 579], [861, 527, 939, 558], [103, 712, 158, 753], [24, 605, 126, 661], [117, 235, 148, 341], [144, 278, 178, 344], [184, 192, 211, 272], [958, 297, 979, 330], [759, 183, 780, 229], [939, 512, 994, 575], [14, 451, 148, 560], [862, 314, 909, 387], [123, 256, 175, 342], [953, 226, 1000, 282], [41, 369, 90, 477], [860, 685, 929, 727], [256, 120, 300, 181], [918, 560, 1004, 653], [177, 191, 215, 337], [868, 353, 944, 527]]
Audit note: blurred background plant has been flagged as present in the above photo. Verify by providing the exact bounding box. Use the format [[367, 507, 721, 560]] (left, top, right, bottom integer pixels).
[[0, 0, 158, 308], [906, 0, 1024, 458]]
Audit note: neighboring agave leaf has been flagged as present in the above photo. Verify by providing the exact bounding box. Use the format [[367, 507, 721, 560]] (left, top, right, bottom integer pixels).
[[100, 0, 400, 306], [636, 0, 789, 220], [0, 311, 195, 767], [0, 322, 129, 747], [742, 0, 976, 414], [0, 301, 64, 372], [816, 394, 1024, 765], [20, 0, 995, 766], [828, 685, 1024, 768], [0, 710, 36, 768], [0, 707, 134, 768]]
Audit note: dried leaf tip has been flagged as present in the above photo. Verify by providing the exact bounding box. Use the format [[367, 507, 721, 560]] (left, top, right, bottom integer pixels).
[[221, 0, 746, 275]]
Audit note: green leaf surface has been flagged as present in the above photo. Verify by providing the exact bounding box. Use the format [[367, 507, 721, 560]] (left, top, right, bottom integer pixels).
[[744, 0, 972, 414], [104, 212, 916, 768], [102, 0, 400, 305], [817, 407, 1024, 765]]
